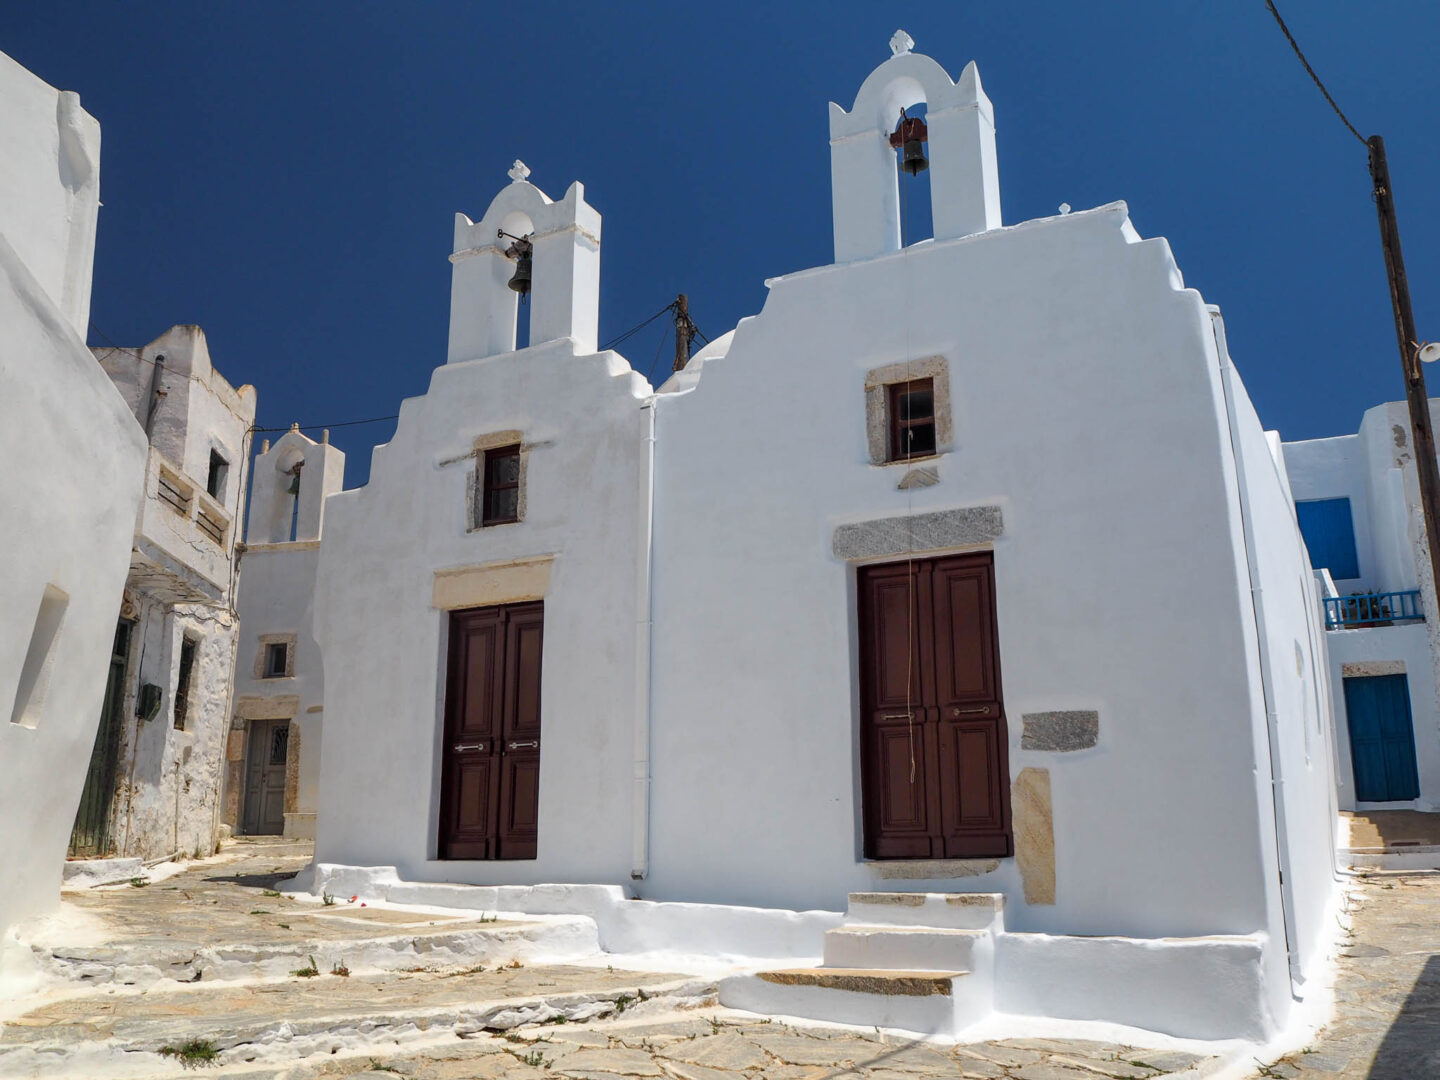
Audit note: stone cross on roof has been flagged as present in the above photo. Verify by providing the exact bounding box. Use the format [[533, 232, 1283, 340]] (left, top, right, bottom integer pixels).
[[889, 29, 914, 57], [508, 160, 531, 183]]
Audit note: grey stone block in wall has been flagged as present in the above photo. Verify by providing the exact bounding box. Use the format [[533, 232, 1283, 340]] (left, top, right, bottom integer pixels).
[[1021, 711, 1099, 752], [832, 506, 1003, 561]]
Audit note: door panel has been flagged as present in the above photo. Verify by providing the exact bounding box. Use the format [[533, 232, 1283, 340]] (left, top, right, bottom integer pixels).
[[860, 553, 1012, 859], [440, 601, 543, 859], [1344, 675, 1420, 802], [243, 718, 289, 836]]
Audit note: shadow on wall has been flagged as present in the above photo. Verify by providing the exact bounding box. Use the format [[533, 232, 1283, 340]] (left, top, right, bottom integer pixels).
[[1370, 954, 1440, 1077]]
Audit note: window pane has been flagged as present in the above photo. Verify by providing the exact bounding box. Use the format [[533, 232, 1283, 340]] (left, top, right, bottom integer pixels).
[[488, 449, 520, 485], [898, 388, 934, 422], [488, 488, 519, 523], [904, 421, 937, 456]]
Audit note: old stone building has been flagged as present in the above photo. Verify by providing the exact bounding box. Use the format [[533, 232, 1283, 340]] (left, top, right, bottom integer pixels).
[[69, 324, 255, 862]]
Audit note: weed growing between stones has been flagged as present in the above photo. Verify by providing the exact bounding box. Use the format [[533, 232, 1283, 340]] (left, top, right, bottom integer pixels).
[[263, 889, 282, 897], [521, 1049, 551, 1068], [613, 994, 635, 1014], [366, 1060, 401, 1075], [331, 960, 350, 977], [129, 878, 149, 888], [292, 956, 320, 978], [157, 1038, 218, 1069], [322, 892, 336, 906]]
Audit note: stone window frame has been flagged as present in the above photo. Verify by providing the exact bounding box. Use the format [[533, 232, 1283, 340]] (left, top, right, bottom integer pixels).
[[466, 430, 530, 532], [864, 356, 953, 466], [254, 632, 297, 680]]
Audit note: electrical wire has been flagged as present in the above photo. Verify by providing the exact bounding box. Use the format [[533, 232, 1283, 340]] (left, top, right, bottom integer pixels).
[[1264, 0, 1368, 148]]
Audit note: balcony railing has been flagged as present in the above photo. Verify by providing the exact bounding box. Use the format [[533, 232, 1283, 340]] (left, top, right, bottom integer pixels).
[[1324, 590, 1425, 630]]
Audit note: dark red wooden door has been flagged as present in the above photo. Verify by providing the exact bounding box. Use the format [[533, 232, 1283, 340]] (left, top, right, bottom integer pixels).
[[439, 601, 543, 859], [859, 553, 1012, 859]]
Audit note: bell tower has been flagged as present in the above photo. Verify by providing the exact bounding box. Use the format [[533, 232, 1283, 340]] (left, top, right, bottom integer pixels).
[[829, 31, 1001, 263], [246, 426, 346, 545], [447, 161, 602, 364]]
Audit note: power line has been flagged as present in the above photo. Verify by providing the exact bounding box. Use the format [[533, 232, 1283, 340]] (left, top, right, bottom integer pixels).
[[1264, 0, 1368, 148], [601, 302, 677, 352], [251, 416, 398, 434]]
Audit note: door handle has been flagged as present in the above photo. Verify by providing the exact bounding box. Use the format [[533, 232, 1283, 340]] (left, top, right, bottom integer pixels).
[[507, 740, 539, 751], [453, 741, 487, 752], [882, 713, 914, 720], [952, 706, 991, 716]]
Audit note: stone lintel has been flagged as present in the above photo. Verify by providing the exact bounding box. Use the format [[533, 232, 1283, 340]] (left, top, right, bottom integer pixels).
[[833, 506, 1002, 561], [1341, 660, 1406, 678]]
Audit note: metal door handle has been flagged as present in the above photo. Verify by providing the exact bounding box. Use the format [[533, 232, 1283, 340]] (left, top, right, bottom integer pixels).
[[882, 713, 914, 720], [453, 741, 487, 752], [507, 740, 539, 750], [953, 706, 990, 716]]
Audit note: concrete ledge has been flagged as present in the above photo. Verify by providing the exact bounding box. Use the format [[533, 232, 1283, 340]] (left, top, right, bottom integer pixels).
[[757, 968, 959, 996], [61, 857, 144, 888]]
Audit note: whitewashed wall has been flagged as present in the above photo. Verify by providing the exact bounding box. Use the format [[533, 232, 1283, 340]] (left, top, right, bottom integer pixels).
[[231, 430, 346, 836], [0, 54, 148, 936]]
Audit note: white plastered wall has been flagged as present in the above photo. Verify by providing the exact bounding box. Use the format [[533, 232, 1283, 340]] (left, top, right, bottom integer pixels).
[[0, 58, 148, 934], [313, 334, 650, 884]]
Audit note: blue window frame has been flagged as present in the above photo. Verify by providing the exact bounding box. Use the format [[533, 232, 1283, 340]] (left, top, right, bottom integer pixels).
[[1296, 497, 1361, 580]]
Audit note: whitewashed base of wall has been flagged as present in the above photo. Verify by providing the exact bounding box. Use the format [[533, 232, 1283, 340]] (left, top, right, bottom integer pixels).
[[289, 865, 1280, 1043]]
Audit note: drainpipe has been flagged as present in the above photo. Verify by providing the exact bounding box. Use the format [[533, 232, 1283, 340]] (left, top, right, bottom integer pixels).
[[631, 398, 657, 880], [1211, 307, 1302, 993]]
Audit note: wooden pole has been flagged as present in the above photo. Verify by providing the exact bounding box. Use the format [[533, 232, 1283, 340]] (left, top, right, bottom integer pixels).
[[673, 293, 692, 373], [1368, 135, 1440, 599]]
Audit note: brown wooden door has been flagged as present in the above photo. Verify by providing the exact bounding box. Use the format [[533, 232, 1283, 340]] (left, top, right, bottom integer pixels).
[[859, 553, 1012, 859], [439, 601, 543, 859]]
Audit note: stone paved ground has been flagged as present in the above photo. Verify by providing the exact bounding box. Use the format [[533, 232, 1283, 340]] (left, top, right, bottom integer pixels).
[[1257, 872, 1440, 1079]]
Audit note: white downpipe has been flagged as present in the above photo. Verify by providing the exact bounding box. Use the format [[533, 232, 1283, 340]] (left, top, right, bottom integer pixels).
[[631, 399, 657, 880], [1212, 308, 1302, 992]]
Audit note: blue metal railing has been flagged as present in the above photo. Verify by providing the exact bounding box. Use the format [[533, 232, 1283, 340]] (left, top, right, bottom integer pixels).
[[1324, 590, 1425, 630]]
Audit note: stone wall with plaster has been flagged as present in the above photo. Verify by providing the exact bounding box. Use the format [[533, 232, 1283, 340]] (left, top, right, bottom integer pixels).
[[0, 50, 149, 935]]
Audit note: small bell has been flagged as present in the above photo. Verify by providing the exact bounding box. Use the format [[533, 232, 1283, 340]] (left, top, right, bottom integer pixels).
[[286, 462, 303, 496], [499, 230, 534, 299], [889, 110, 929, 176]]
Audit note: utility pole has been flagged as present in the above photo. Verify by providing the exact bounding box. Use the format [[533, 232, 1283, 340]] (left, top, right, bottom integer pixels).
[[673, 293, 693, 373], [1368, 135, 1440, 596]]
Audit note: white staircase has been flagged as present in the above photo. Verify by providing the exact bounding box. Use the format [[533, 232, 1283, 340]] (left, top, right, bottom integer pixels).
[[719, 891, 1003, 1036]]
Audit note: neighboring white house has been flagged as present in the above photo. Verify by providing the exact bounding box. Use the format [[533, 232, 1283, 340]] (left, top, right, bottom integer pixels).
[[228, 426, 345, 839], [0, 51, 148, 939], [310, 36, 1340, 1041], [1284, 400, 1440, 813], [71, 324, 256, 862]]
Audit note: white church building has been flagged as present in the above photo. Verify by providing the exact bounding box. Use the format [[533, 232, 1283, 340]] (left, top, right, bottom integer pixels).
[[309, 36, 1341, 1040]]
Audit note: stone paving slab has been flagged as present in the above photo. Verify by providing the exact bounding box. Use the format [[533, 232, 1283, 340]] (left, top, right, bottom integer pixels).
[[239, 1016, 1210, 1080], [1256, 873, 1440, 1079]]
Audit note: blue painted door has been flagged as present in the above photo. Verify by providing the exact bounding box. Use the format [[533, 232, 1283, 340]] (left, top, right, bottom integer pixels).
[[1343, 675, 1420, 802]]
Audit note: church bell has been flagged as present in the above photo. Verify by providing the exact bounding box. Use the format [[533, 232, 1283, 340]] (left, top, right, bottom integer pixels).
[[500, 230, 534, 299], [286, 462, 303, 495], [889, 110, 929, 176]]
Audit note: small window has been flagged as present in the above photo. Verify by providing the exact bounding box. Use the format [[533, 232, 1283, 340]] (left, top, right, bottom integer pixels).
[[207, 449, 229, 500], [888, 378, 937, 460], [481, 444, 521, 526], [1296, 497, 1361, 580], [263, 641, 290, 679], [173, 637, 199, 730]]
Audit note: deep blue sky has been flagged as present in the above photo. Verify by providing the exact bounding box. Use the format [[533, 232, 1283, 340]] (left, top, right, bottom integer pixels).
[[5, 3, 1437, 487]]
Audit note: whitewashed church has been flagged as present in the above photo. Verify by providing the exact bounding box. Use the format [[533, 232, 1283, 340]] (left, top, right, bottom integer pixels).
[[306, 35, 1342, 1040]]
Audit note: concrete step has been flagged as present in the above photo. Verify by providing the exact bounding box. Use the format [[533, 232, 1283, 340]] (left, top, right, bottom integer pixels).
[[823, 924, 983, 972], [846, 891, 1004, 931], [719, 968, 974, 1036]]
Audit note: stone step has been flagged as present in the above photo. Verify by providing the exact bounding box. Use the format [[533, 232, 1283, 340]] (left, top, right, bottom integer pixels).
[[0, 965, 716, 1073], [846, 891, 1004, 931], [719, 968, 974, 1036], [823, 924, 983, 972]]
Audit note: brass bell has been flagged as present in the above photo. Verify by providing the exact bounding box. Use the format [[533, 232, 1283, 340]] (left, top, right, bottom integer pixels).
[[889, 110, 929, 176], [499, 230, 534, 299], [286, 462, 303, 496]]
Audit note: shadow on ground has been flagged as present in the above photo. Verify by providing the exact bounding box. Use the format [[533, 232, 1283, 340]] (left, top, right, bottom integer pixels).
[[1367, 954, 1440, 1078]]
